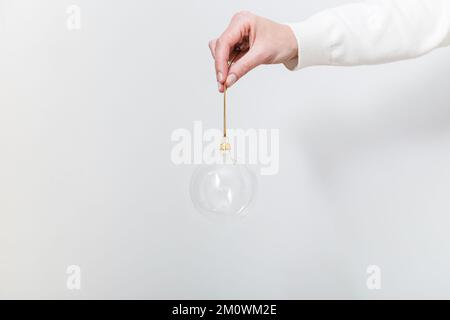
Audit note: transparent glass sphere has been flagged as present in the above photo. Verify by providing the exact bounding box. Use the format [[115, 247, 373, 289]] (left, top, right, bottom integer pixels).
[[190, 152, 257, 218]]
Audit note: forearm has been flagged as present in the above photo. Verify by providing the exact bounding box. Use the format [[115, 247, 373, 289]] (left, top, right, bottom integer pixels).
[[285, 0, 450, 70]]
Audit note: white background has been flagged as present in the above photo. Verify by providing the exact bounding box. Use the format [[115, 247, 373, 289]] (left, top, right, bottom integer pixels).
[[1, 0, 450, 299]]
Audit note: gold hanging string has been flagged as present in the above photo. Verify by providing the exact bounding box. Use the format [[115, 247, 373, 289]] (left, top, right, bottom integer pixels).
[[220, 50, 240, 152], [223, 81, 228, 138], [223, 51, 240, 138]]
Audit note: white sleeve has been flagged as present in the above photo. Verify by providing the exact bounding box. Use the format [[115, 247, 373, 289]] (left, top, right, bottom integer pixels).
[[284, 0, 450, 70]]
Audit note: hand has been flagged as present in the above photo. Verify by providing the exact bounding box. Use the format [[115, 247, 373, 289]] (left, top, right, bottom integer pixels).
[[209, 11, 298, 92]]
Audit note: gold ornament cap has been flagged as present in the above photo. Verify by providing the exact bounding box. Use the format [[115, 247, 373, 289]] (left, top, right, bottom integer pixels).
[[219, 138, 231, 152]]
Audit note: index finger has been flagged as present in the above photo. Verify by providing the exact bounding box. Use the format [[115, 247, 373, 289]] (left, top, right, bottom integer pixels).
[[214, 20, 245, 84]]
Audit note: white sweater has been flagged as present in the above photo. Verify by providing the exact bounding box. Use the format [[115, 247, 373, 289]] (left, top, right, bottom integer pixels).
[[285, 0, 450, 70]]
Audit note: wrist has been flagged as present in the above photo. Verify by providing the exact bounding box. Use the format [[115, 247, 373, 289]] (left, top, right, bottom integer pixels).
[[278, 23, 300, 70], [282, 24, 299, 63]]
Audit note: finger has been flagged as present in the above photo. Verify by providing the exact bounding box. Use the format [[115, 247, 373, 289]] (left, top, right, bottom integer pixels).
[[210, 39, 224, 91], [217, 50, 246, 92], [226, 48, 264, 88], [208, 39, 217, 59], [214, 20, 246, 84]]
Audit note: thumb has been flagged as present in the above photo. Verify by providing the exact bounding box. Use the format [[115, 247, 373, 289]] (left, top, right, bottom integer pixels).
[[225, 48, 266, 88]]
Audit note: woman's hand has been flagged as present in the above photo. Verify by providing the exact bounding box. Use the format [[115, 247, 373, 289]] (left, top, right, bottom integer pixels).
[[209, 11, 298, 92]]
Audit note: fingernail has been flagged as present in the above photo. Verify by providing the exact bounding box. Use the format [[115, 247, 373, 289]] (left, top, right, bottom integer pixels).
[[217, 82, 221, 91], [217, 72, 223, 82], [226, 74, 237, 87]]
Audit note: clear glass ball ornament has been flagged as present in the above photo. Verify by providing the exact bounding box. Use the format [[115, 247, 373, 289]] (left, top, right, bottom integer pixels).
[[190, 139, 257, 218]]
